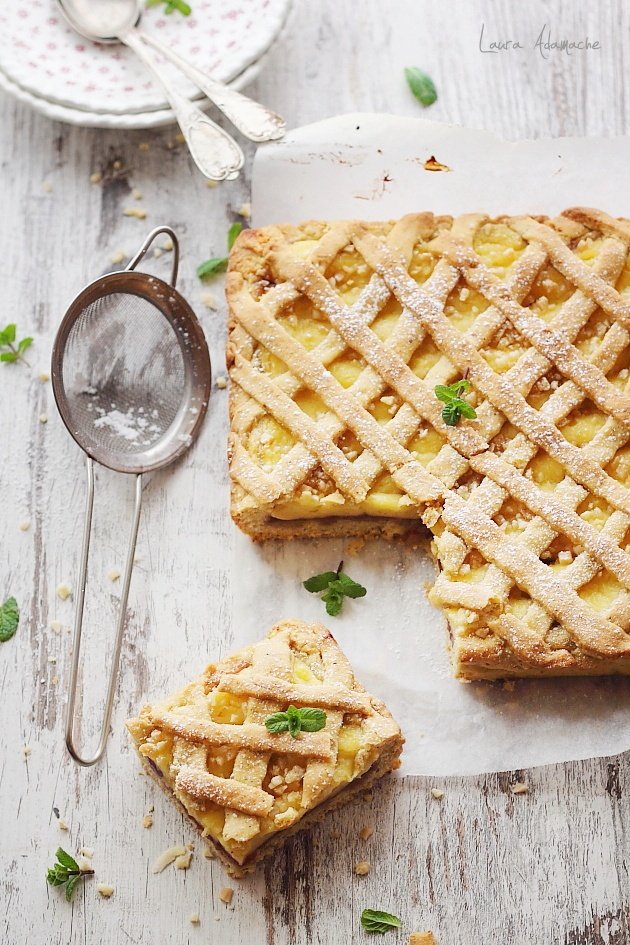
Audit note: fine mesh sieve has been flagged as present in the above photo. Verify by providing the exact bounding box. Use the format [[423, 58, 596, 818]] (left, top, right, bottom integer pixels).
[[51, 226, 211, 766]]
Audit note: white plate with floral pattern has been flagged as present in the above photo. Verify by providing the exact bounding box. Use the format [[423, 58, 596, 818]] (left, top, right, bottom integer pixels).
[[0, 0, 290, 124]]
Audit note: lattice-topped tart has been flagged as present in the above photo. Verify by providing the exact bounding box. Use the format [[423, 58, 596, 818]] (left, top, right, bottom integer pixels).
[[127, 620, 403, 876], [227, 208, 630, 679]]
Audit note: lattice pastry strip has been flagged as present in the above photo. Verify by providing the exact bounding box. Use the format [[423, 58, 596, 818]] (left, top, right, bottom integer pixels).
[[127, 620, 403, 876], [227, 209, 630, 678]]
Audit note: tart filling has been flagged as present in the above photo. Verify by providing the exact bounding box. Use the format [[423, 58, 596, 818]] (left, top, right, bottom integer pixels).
[[227, 209, 630, 678], [127, 620, 403, 874]]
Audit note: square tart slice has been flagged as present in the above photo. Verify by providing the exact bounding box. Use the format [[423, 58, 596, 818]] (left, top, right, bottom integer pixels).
[[127, 620, 403, 877], [227, 208, 630, 680]]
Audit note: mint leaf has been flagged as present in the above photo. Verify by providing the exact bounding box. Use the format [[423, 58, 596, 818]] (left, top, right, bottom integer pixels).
[[303, 571, 338, 593], [64, 874, 81, 902], [404, 67, 437, 107], [434, 379, 477, 427], [46, 848, 93, 902], [0, 597, 19, 642], [227, 222, 244, 250], [146, 0, 191, 15], [1, 323, 16, 344], [265, 706, 327, 738], [265, 711, 290, 734], [294, 707, 326, 732], [303, 563, 367, 616], [0, 351, 18, 363], [55, 848, 80, 872], [0, 323, 33, 366], [197, 257, 227, 279], [361, 909, 402, 933]]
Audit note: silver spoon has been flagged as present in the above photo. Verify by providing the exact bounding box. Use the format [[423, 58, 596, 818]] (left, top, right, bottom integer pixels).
[[57, 0, 244, 181]]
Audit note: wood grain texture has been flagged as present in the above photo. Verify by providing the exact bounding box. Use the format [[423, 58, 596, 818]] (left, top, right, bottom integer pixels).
[[1, 1, 629, 943]]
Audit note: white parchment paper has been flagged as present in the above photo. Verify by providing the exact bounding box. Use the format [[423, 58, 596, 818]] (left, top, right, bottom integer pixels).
[[234, 114, 630, 776]]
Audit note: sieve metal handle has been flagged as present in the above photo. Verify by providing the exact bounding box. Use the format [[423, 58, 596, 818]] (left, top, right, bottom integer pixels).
[[65, 458, 143, 766], [126, 225, 180, 286]]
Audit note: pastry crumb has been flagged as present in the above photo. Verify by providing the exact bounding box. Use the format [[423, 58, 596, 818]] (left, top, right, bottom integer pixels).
[[503, 680, 515, 691], [190, 913, 200, 924], [359, 825, 374, 841], [77, 854, 93, 872], [132, 188, 143, 200], [123, 207, 147, 220], [203, 845, 216, 859], [58, 818, 69, 831], [237, 202, 251, 220], [51, 620, 63, 634], [206, 179, 218, 189], [80, 847, 94, 858], [409, 933, 437, 945], [56, 583, 72, 601], [201, 291, 218, 310], [174, 850, 192, 870], [52, 675, 59, 685], [18, 519, 31, 531], [39, 371, 50, 383], [512, 781, 529, 795], [215, 375, 227, 389], [162, 237, 174, 252], [97, 884, 114, 898], [107, 568, 121, 582], [354, 860, 370, 876], [22, 745, 31, 758], [151, 845, 187, 873], [219, 887, 234, 905], [111, 250, 126, 265], [42, 180, 53, 193], [89, 171, 102, 184], [39, 413, 48, 424], [138, 142, 150, 152], [142, 814, 154, 828], [430, 788, 444, 800]]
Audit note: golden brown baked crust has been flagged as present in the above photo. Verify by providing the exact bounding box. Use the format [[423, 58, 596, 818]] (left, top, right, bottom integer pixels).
[[127, 619, 403, 875], [226, 209, 630, 679]]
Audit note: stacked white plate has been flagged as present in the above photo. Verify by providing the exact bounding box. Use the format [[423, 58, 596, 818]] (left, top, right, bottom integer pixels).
[[0, 0, 291, 128]]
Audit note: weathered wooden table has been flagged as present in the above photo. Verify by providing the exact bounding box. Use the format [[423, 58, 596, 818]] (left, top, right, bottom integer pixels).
[[2, 2, 629, 942]]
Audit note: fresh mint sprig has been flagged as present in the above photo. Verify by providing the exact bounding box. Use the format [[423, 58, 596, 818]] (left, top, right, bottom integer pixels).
[[434, 379, 477, 427], [360, 909, 402, 934], [265, 705, 327, 738], [46, 848, 93, 902], [146, 0, 192, 16], [0, 324, 33, 365], [197, 222, 244, 280], [0, 597, 19, 643], [404, 67, 437, 107], [303, 561, 367, 616]]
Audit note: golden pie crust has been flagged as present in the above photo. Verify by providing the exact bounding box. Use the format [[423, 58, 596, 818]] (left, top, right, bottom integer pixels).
[[226, 208, 630, 680], [127, 620, 403, 876]]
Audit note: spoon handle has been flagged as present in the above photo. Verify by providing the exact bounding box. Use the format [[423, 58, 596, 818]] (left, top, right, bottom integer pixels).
[[139, 31, 286, 143], [123, 28, 244, 181]]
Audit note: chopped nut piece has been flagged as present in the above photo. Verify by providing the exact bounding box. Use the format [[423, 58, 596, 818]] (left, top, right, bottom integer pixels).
[[112, 160, 122, 170], [512, 781, 529, 795], [237, 202, 251, 220], [51, 620, 63, 634], [18, 520, 31, 531], [22, 745, 31, 758], [52, 675, 59, 685], [218, 887, 234, 905], [409, 934, 437, 945], [215, 375, 228, 390], [190, 913, 200, 924], [430, 788, 444, 800], [359, 825, 374, 841], [138, 142, 150, 152], [123, 207, 147, 220], [132, 188, 143, 200], [174, 850, 192, 870], [58, 818, 69, 831], [42, 180, 53, 193], [142, 814, 154, 829], [206, 179, 218, 189], [77, 854, 93, 872], [107, 568, 121, 582], [39, 371, 50, 383], [151, 845, 187, 873], [162, 237, 174, 251], [153, 248, 163, 258], [354, 860, 370, 875], [56, 583, 72, 601], [89, 171, 102, 184], [39, 413, 48, 424], [80, 847, 94, 858], [111, 250, 126, 265], [97, 884, 115, 898]]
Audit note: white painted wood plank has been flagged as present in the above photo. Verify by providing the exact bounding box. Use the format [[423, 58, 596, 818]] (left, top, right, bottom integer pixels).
[[1, 2, 629, 943]]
